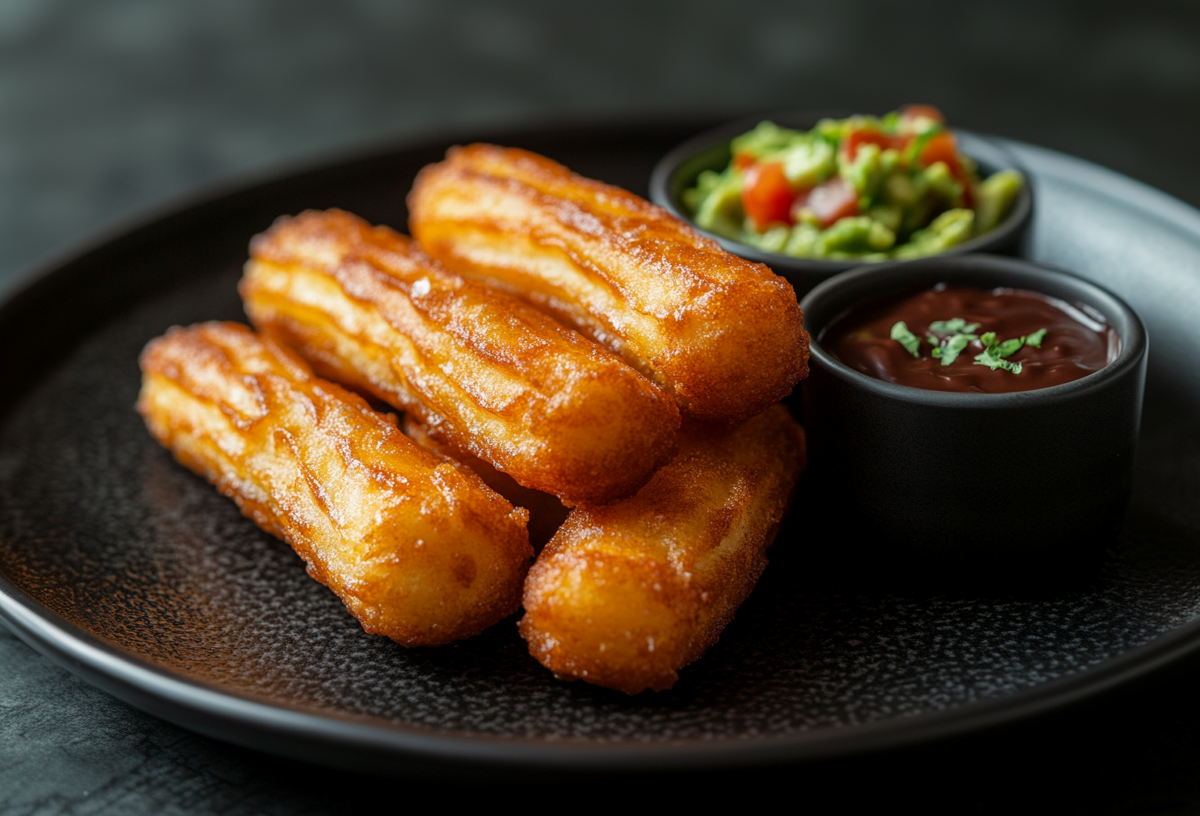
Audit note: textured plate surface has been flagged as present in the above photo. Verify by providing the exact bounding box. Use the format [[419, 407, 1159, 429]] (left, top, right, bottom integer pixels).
[[1, 122, 1200, 772]]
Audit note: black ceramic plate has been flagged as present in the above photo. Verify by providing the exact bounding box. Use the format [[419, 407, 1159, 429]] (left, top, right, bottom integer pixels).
[[2, 121, 1200, 775]]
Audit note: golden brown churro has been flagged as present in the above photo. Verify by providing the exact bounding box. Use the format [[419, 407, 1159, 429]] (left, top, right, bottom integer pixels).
[[519, 404, 806, 693], [137, 322, 533, 647], [402, 415, 570, 551], [408, 144, 811, 423], [241, 210, 679, 505]]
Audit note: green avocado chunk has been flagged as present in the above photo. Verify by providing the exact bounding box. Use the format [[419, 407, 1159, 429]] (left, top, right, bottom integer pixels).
[[779, 138, 836, 188], [690, 168, 743, 240], [974, 169, 1024, 234], [893, 209, 975, 259]]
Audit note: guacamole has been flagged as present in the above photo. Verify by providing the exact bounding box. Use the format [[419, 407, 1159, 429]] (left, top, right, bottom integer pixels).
[[682, 105, 1023, 261]]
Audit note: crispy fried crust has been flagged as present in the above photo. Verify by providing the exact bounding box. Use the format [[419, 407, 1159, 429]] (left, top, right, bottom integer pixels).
[[403, 415, 569, 551], [137, 322, 533, 647], [408, 144, 811, 423], [241, 209, 679, 505], [519, 404, 806, 693]]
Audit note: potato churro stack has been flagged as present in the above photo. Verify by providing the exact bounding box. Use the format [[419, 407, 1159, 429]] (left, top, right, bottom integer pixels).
[[137, 146, 808, 687]]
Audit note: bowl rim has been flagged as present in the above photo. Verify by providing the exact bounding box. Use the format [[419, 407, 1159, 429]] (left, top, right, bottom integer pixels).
[[797, 253, 1148, 407], [648, 110, 1035, 273]]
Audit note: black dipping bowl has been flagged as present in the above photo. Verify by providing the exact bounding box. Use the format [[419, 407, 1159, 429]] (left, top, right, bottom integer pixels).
[[649, 112, 1035, 298], [799, 254, 1147, 576]]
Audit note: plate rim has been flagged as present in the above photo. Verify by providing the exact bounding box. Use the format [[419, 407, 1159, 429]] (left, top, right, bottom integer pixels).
[[3, 120, 1200, 772], [7, 566, 1200, 772]]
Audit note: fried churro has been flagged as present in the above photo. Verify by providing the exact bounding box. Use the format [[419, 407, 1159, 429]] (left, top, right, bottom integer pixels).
[[137, 322, 533, 647], [409, 144, 810, 423], [241, 210, 679, 505], [519, 404, 805, 694], [403, 415, 569, 550]]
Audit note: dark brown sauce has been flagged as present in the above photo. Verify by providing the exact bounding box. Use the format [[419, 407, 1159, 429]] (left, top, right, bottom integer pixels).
[[823, 284, 1120, 394]]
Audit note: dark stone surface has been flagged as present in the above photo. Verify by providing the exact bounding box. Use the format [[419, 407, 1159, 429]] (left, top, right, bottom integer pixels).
[[5, 0, 1200, 812], [4, 0, 1200, 297]]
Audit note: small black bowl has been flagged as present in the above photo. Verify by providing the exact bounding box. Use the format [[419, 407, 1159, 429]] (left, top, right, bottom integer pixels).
[[798, 254, 1147, 577], [649, 112, 1035, 298]]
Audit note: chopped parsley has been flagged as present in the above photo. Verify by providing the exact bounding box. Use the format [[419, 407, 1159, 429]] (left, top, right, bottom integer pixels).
[[928, 318, 981, 336], [973, 329, 1047, 373], [926, 316, 980, 365], [890, 321, 921, 357], [936, 333, 975, 365], [890, 318, 1047, 374]]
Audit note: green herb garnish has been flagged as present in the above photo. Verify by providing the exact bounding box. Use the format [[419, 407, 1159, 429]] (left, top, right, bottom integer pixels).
[[974, 332, 1022, 374], [972, 329, 1047, 374], [938, 333, 975, 365], [927, 316, 980, 365], [893, 318, 1048, 373], [890, 321, 921, 357], [929, 318, 981, 335]]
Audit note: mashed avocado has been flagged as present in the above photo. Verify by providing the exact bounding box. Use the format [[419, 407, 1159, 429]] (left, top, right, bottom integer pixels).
[[682, 106, 1023, 261]]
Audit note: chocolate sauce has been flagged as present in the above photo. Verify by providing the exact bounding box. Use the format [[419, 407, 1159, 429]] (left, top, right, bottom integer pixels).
[[823, 284, 1119, 394]]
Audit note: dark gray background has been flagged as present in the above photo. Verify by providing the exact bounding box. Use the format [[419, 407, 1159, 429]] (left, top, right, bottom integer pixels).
[[3, 0, 1200, 812]]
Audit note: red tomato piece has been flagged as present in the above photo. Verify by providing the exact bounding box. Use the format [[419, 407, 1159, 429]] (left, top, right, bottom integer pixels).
[[733, 153, 756, 171], [917, 131, 973, 205], [889, 132, 914, 154], [798, 177, 859, 228], [844, 126, 913, 162], [741, 161, 796, 228], [901, 104, 945, 124], [917, 131, 960, 170], [843, 127, 891, 162]]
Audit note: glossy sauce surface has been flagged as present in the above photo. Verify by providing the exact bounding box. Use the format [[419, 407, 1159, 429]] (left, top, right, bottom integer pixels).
[[823, 285, 1120, 393]]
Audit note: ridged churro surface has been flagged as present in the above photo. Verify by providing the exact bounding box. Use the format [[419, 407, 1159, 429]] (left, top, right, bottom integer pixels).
[[408, 144, 811, 423], [403, 415, 569, 551], [519, 404, 806, 694], [241, 209, 679, 505], [137, 322, 533, 647]]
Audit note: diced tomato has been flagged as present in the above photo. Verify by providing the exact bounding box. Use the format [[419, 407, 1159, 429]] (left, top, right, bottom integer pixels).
[[917, 131, 960, 170], [917, 131, 973, 205], [844, 126, 912, 161], [732, 153, 756, 171], [741, 161, 796, 228], [796, 177, 858, 228], [901, 104, 945, 125], [842, 127, 891, 162]]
